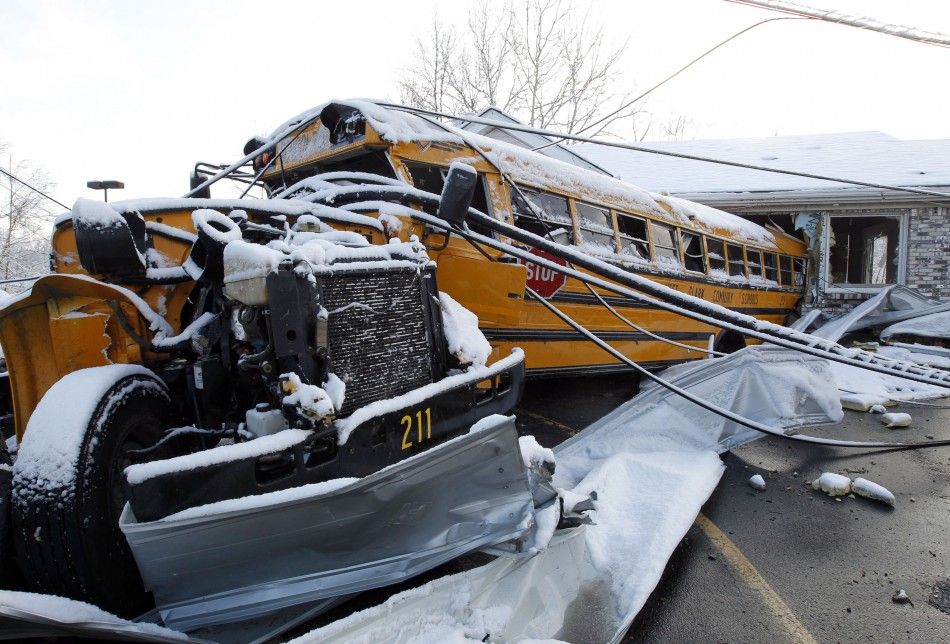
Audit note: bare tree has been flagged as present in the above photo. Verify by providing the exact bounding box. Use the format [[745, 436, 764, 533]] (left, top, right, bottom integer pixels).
[[399, 0, 639, 137], [1, 142, 55, 291]]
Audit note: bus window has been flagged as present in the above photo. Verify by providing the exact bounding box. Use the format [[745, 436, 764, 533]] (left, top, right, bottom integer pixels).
[[650, 222, 681, 269], [746, 249, 763, 277], [763, 252, 778, 282], [617, 212, 650, 260], [726, 243, 746, 277], [576, 202, 616, 252], [707, 238, 727, 275], [512, 186, 573, 242], [779, 255, 793, 286], [680, 231, 706, 273], [793, 257, 807, 287]]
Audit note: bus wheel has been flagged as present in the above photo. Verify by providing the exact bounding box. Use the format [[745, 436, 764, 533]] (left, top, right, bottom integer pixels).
[[11, 366, 170, 616]]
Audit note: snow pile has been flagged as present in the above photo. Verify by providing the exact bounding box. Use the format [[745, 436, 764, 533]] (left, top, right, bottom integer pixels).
[[71, 197, 127, 229], [877, 344, 950, 370], [881, 310, 950, 341], [282, 372, 337, 420], [439, 292, 492, 366], [0, 590, 188, 640], [517, 435, 555, 470], [124, 428, 310, 485], [14, 365, 164, 503], [829, 361, 947, 403]]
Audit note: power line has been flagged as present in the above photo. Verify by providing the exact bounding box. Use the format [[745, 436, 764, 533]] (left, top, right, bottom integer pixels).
[[382, 103, 950, 201], [0, 167, 69, 210], [533, 17, 805, 152], [726, 0, 950, 48]]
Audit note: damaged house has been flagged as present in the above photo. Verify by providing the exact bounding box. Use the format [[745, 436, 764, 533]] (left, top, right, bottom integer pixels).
[[576, 131, 950, 316]]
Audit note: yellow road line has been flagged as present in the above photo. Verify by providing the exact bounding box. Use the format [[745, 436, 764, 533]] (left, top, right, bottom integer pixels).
[[513, 407, 579, 436], [696, 513, 818, 644]]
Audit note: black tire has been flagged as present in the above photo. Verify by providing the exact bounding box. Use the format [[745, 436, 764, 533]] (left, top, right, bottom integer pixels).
[[12, 370, 170, 617], [0, 438, 19, 589]]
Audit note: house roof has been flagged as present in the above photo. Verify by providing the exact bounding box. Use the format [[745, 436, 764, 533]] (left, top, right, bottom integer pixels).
[[576, 131, 950, 209]]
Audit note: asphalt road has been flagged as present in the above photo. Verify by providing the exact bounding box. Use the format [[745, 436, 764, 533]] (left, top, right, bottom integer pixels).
[[514, 374, 950, 644]]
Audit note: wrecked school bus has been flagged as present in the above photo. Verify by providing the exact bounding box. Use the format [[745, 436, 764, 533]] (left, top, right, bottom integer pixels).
[[240, 100, 810, 373], [0, 100, 807, 625]]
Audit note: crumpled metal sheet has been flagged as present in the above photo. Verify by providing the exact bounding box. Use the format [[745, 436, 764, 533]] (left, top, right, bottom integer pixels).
[[119, 415, 534, 632], [292, 345, 842, 643], [810, 285, 950, 342]]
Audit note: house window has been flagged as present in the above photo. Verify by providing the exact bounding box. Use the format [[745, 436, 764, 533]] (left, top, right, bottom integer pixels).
[[617, 212, 650, 260], [576, 202, 616, 252], [827, 215, 903, 287]]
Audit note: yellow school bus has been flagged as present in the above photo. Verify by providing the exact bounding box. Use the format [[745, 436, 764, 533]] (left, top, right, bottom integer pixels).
[[243, 100, 808, 376]]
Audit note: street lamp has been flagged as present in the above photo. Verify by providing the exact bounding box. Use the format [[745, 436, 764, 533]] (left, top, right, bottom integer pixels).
[[86, 180, 124, 202]]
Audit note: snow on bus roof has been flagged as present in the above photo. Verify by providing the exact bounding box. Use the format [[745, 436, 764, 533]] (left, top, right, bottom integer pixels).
[[267, 99, 776, 248], [54, 197, 383, 231]]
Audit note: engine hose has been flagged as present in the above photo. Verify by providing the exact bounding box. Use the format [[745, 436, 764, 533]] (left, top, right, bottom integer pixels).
[[524, 286, 950, 451]]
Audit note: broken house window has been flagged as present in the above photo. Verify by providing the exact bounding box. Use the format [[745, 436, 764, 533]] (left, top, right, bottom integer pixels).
[[828, 215, 901, 287], [617, 212, 651, 260]]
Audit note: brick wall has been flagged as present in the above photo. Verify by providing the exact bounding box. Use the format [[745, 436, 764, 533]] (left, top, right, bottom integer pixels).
[[906, 207, 950, 300]]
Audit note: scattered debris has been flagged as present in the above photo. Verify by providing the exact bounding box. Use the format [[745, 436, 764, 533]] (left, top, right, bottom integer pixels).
[[881, 412, 912, 428], [869, 404, 887, 414], [748, 474, 766, 491], [852, 478, 896, 506], [840, 392, 891, 412], [811, 472, 852, 497], [892, 589, 913, 606], [930, 579, 950, 615]]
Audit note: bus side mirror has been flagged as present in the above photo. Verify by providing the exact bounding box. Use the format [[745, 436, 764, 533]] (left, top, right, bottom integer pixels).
[[437, 163, 477, 228], [190, 171, 211, 199]]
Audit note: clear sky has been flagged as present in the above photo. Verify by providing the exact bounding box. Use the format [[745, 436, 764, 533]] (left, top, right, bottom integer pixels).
[[1, 0, 948, 207]]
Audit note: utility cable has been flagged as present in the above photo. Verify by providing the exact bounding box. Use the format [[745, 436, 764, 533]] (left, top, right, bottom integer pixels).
[[0, 167, 69, 210], [533, 17, 804, 153], [381, 103, 950, 201]]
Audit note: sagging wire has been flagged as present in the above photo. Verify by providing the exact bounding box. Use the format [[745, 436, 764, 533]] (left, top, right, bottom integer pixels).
[[405, 110, 723, 357], [416, 207, 950, 451], [532, 17, 805, 153], [408, 206, 950, 389], [381, 103, 950, 201], [0, 166, 69, 210]]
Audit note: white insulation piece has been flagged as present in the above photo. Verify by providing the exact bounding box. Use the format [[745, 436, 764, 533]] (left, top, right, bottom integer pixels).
[[880, 412, 912, 428], [811, 472, 852, 497], [852, 478, 896, 506]]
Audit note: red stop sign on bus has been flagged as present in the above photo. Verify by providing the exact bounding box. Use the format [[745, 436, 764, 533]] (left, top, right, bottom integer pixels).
[[520, 247, 568, 298]]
